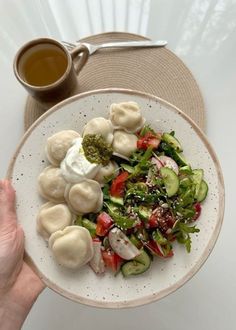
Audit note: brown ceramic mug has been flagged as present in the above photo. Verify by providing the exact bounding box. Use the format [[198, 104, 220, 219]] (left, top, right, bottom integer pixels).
[[13, 38, 89, 107]]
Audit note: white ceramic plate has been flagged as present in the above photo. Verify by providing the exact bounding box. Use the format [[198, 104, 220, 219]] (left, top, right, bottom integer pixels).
[[7, 89, 224, 308]]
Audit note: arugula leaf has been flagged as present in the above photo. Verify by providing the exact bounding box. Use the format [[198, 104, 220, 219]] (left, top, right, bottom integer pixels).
[[103, 172, 119, 184], [74, 215, 83, 226], [126, 190, 160, 204], [126, 182, 148, 192], [104, 202, 135, 229], [178, 188, 195, 207], [102, 183, 110, 200], [173, 222, 200, 253], [129, 149, 144, 165], [152, 229, 168, 245], [129, 147, 153, 178]]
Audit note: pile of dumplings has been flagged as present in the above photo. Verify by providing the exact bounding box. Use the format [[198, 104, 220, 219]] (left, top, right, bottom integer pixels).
[[37, 101, 145, 270]]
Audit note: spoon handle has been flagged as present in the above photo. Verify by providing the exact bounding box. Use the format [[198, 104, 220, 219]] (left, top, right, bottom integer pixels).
[[99, 40, 167, 49]]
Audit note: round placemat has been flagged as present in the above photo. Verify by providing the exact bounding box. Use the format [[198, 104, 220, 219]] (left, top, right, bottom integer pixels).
[[24, 32, 205, 131]]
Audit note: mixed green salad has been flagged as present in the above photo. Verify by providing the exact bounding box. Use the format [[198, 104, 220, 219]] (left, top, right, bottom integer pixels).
[[76, 125, 208, 277]]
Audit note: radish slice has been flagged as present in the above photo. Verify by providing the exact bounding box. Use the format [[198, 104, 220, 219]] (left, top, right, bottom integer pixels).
[[151, 157, 163, 170], [89, 241, 105, 274], [108, 227, 141, 260], [159, 156, 179, 174]]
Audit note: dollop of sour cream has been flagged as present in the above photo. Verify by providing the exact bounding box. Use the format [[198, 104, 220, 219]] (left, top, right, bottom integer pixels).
[[60, 138, 101, 183]]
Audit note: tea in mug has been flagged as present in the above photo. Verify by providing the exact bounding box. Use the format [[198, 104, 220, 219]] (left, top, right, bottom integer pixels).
[[19, 44, 68, 86]]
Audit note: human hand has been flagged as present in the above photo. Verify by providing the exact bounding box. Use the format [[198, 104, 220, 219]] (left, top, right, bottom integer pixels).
[[0, 180, 45, 330]]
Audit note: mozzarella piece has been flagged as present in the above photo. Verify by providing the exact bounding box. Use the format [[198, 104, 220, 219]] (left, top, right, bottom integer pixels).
[[60, 138, 101, 183]]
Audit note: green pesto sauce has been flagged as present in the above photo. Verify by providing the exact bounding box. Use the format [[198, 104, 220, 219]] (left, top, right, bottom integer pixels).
[[82, 134, 113, 165]]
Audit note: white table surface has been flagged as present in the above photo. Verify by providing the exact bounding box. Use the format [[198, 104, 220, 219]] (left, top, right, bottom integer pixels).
[[0, 1, 235, 329]]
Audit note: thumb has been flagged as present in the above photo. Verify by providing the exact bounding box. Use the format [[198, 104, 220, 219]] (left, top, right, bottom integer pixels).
[[0, 180, 17, 228]]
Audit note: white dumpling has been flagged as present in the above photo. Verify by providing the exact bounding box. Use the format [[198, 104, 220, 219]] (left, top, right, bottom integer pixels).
[[38, 166, 67, 203], [46, 130, 80, 166], [109, 102, 145, 133], [37, 202, 74, 240], [112, 130, 138, 158], [49, 226, 94, 269], [94, 161, 118, 186], [65, 179, 103, 214], [82, 117, 114, 144]]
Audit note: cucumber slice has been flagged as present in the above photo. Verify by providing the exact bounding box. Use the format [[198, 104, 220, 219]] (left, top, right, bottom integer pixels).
[[192, 169, 204, 198], [162, 133, 183, 152], [179, 188, 195, 207], [179, 165, 192, 174], [121, 249, 151, 277], [134, 249, 151, 266], [129, 234, 143, 249], [121, 164, 134, 173], [197, 180, 208, 202], [173, 151, 188, 166], [82, 219, 97, 238], [160, 167, 179, 197], [179, 177, 192, 188], [137, 206, 152, 220], [110, 196, 124, 206]]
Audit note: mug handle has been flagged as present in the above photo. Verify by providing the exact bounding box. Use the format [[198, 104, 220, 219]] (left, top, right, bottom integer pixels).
[[70, 44, 89, 74]]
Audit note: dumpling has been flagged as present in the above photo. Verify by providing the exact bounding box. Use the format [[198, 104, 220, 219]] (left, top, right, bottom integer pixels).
[[38, 166, 67, 203], [46, 130, 80, 166], [37, 202, 74, 240], [49, 226, 94, 269], [65, 179, 103, 214], [109, 102, 145, 133], [112, 130, 138, 158], [94, 161, 118, 186], [82, 117, 114, 144]]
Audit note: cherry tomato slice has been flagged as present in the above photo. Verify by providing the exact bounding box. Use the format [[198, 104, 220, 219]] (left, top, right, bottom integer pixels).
[[102, 250, 123, 272], [110, 171, 129, 197], [193, 202, 201, 221], [146, 240, 174, 258], [96, 212, 113, 236], [137, 133, 161, 150]]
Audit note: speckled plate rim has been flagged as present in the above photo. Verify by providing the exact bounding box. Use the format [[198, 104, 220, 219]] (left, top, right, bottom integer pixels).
[[7, 88, 224, 308]]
